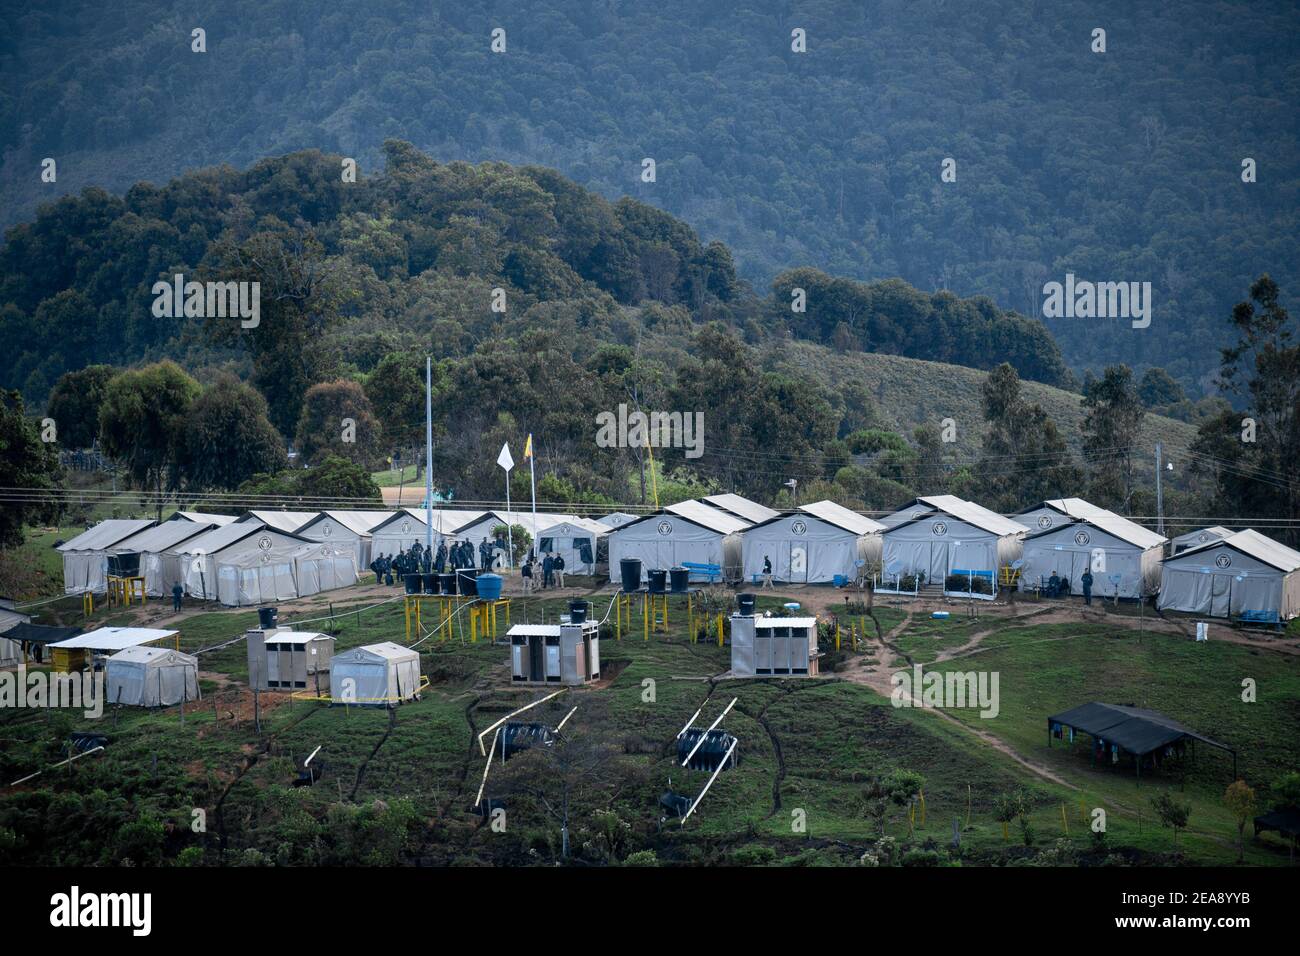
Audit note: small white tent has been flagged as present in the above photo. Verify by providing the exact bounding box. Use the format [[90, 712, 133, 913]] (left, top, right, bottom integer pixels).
[[109, 520, 218, 597], [1170, 526, 1234, 556], [535, 518, 608, 574], [1158, 529, 1300, 621], [59, 519, 156, 594], [607, 500, 750, 583], [105, 646, 200, 707], [330, 642, 422, 706], [880, 496, 1027, 590], [296, 510, 395, 572], [741, 501, 885, 584], [1018, 509, 1166, 598]]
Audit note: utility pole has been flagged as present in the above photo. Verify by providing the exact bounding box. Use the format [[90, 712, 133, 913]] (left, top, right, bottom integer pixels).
[[1154, 442, 1164, 534]]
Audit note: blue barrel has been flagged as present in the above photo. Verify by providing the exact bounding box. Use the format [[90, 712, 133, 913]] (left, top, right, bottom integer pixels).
[[477, 573, 503, 601]]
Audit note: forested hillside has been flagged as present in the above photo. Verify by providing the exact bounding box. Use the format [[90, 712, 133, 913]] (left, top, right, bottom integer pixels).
[[2, 0, 1296, 391]]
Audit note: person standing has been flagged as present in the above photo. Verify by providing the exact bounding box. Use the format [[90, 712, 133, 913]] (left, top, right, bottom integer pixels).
[[521, 555, 534, 594], [1081, 568, 1094, 606], [542, 552, 554, 590], [762, 555, 774, 589], [171, 581, 184, 613], [554, 552, 566, 588]]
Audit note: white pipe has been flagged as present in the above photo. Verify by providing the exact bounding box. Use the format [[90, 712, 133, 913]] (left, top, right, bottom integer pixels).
[[682, 738, 738, 824], [477, 689, 565, 755], [676, 706, 702, 739], [304, 745, 322, 766], [681, 697, 736, 767], [474, 726, 501, 809], [555, 706, 578, 732]]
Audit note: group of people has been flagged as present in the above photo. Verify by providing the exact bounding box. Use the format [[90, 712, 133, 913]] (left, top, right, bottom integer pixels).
[[368, 537, 500, 586], [519, 551, 566, 594], [1045, 568, 1094, 604]]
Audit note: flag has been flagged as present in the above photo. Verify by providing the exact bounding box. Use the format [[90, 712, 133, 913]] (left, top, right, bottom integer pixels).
[[497, 442, 514, 471], [523, 433, 533, 459]]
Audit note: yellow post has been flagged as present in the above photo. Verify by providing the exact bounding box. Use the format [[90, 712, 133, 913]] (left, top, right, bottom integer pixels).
[[688, 592, 694, 642], [1060, 803, 1069, 834], [643, 592, 649, 641], [716, 613, 724, 647], [835, 623, 841, 651]]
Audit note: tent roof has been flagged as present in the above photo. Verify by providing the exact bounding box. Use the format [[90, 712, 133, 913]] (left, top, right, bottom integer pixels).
[[663, 499, 752, 534], [703, 493, 780, 524], [1024, 511, 1166, 550], [596, 512, 638, 528], [1170, 528, 1300, 573], [263, 630, 332, 645], [0, 622, 81, 645], [755, 616, 818, 629], [298, 510, 396, 536], [537, 516, 609, 537], [168, 521, 263, 555], [370, 507, 488, 536], [238, 510, 319, 533], [337, 641, 419, 662], [112, 520, 216, 553], [454, 510, 584, 537], [798, 500, 886, 535], [172, 511, 237, 526], [508, 624, 563, 637], [106, 646, 196, 665], [1172, 525, 1234, 546], [58, 519, 156, 552], [50, 627, 177, 651], [1047, 702, 1232, 755], [890, 496, 1027, 537]]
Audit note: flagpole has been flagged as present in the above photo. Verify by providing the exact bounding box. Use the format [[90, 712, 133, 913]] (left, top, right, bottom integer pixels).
[[504, 463, 513, 570], [425, 356, 434, 557], [528, 433, 537, 558]]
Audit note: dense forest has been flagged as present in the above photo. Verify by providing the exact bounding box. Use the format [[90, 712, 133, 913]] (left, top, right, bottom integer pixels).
[[1, 0, 1296, 392]]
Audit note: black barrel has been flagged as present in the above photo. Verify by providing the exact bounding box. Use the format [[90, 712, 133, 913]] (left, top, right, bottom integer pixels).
[[440, 572, 458, 595], [404, 573, 423, 594], [648, 568, 667, 594], [569, 600, 588, 624], [619, 557, 642, 593], [458, 569, 479, 596], [258, 606, 278, 630], [736, 592, 756, 616], [422, 573, 440, 594], [669, 566, 690, 593]]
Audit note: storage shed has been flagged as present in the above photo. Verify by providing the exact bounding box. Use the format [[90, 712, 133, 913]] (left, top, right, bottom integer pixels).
[[509, 620, 601, 685], [104, 646, 200, 707], [740, 500, 885, 584], [1157, 529, 1300, 622], [607, 500, 750, 584], [330, 642, 422, 706], [1170, 526, 1235, 556], [296, 510, 395, 572], [879, 496, 1027, 588], [246, 628, 335, 691], [730, 614, 821, 677], [1018, 507, 1166, 599], [59, 519, 157, 594]]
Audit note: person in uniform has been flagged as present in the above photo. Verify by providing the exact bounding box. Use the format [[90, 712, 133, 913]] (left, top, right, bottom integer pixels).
[[1081, 568, 1094, 605], [762, 555, 774, 589], [172, 581, 184, 612]]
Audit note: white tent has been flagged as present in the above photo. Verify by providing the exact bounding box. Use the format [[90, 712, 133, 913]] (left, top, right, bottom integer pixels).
[[535, 517, 609, 574], [1158, 529, 1300, 621], [449, 510, 584, 567], [1170, 526, 1234, 555], [105, 646, 200, 707], [741, 501, 885, 584], [368, 508, 487, 558], [236, 510, 320, 534], [703, 493, 780, 525], [330, 642, 421, 706], [296, 510, 395, 572], [1019, 509, 1166, 598], [59, 519, 157, 594], [607, 500, 750, 583], [0, 600, 30, 668], [108, 520, 218, 597], [170, 523, 358, 605], [880, 496, 1027, 589]]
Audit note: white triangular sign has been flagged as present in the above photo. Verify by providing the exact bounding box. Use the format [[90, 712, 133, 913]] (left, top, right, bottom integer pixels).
[[497, 442, 515, 471]]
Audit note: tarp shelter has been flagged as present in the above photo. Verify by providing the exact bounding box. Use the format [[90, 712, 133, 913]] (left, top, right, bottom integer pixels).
[[1157, 529, 1300, 621], [105, 646, 199, 707], [703, 493, 780, 525], [1018, 505, 1166, 598], [0, 622, 80, 665], [596, 512, 638, 529], [58, 519, 156, 594], [880, 496, 1027, 585], [740, 503, 884, 584], [108, 519, 219, 597], [1047, 701, 1236, 779], [296, 510, 395, 572], [449, 510, 584, 567], [368, 508, 487, 557], [330, 642, 421, 706], [607, 500, 750, 583], [1171, 525, 1234, 555], [536, 517, 608, 574], [170, 523, 358, 606], [236, 510, 320, 534]]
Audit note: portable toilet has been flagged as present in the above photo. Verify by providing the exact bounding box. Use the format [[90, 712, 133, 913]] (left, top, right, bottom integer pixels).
[[246, 628, 335, 692], [509, 620, 601, 686]]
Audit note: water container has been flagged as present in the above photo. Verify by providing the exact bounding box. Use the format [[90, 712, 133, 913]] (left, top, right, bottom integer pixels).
[[404, 573, 423, 594], [568, 600, 588, 624], [440, 572, 458, 595], [422, 573, 440, 594], [619, 557, 642, 593], [648, 568, 667, 594], [669, 566, 690, 593], [258, 606, 278, 630], [736, 593, 756, 616], [478, 573, 503, 601], [458, 569, 479, 596]]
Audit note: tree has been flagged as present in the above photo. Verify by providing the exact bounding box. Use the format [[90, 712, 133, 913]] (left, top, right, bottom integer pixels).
[[978, 363, 1081, 511], [98, 361, 200, 518], [364, 351, 442, 453], [295, 380, 383, 466], [1137, 367, 1184, 407], [181, 376, 285, 490], [295, 456, 383, 502], [1081, 365, 1145, 511], [1150, 791, 1191, 851], [0, 390, 64, 547], [1223, 780, 1256, 863], [45, 365, 116, 448]]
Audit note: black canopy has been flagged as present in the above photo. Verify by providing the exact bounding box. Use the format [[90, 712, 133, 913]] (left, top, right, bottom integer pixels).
[[0, 622, 82, 645], [1047, 701, 1235, 774]]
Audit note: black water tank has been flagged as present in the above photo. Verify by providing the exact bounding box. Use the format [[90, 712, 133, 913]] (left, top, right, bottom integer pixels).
[[619, 557, 642, 593], [440, 572, 458, 595], [404, 573, 423, 594], [648, 568, 667, 594], [422, 573, 440, 595], [458, 569, 479, 596], [258, 606, 278, 630], [107, 552, 140, 577], [669, 566, 690, 593], [569, 600, 588, 624], [736, 593, 756, 616]]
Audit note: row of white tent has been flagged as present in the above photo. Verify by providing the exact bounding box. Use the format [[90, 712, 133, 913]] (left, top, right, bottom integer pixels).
[[606, 493, 1300, 622]]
